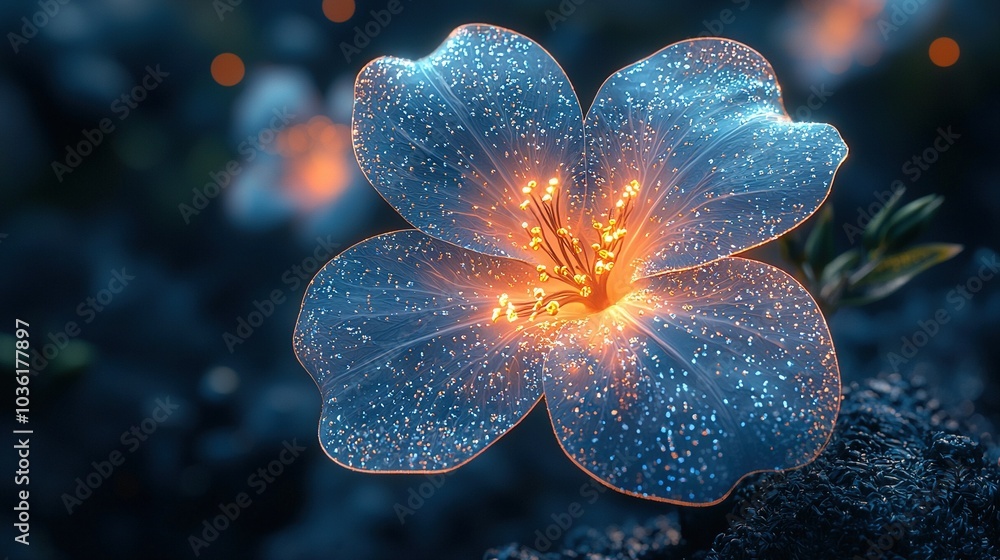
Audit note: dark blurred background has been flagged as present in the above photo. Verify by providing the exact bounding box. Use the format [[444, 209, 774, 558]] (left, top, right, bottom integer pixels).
[[1, 0, 998, 558]]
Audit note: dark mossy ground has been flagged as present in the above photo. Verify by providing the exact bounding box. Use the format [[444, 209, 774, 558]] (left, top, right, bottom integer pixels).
[[486, 374, 1000, 560]]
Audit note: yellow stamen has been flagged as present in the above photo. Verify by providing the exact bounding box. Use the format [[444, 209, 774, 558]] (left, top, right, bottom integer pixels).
[[492, 178, 641, 324]]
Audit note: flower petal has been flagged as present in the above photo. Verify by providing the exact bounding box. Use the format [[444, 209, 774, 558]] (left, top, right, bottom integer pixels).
[[294, 230, 546, 471], [542, 257, 839, 503], [353, 24, 584, 262], [575, 38, 847, 278]]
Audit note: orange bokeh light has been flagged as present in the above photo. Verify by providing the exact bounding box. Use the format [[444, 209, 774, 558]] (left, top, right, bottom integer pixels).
[[272, 116, 353, 209], [322, 0, 355, 23], [929, 37, 960, 67], [790, 0, 886, 75], [211, 53, 245, 87]]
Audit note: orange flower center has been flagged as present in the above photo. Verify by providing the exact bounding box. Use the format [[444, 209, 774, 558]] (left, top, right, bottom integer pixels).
[[491, 178, 639, 324]]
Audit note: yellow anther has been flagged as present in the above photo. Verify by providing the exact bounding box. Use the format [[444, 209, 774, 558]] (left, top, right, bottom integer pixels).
[[498, 176, 639, 326]]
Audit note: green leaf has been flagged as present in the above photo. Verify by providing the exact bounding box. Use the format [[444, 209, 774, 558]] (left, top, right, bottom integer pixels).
[[817, 249, 862, 309], [820, 249, 862, 286], [840, 243, 962, 306], [881, 195, 944, 251], [862, 187, 906, 251], [804, 207, 835, 277]]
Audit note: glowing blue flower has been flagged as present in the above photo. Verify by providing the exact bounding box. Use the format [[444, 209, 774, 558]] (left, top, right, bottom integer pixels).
[[294, 25, 847, 504]]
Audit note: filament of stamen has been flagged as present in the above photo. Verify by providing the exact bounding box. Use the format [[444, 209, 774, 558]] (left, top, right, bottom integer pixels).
[[491, 177, 639, 323]]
